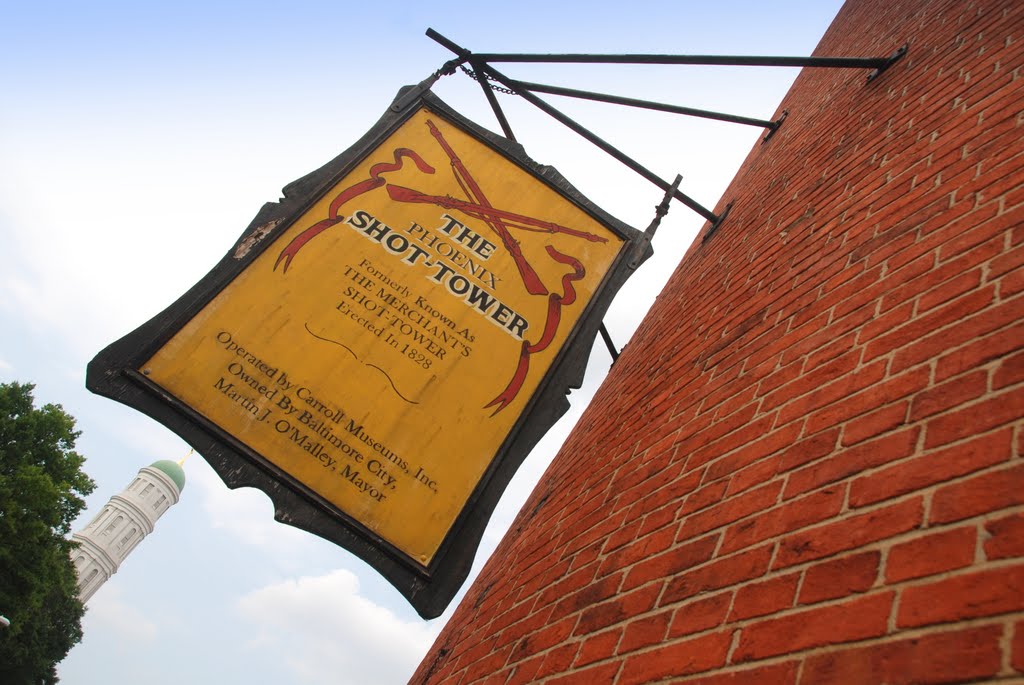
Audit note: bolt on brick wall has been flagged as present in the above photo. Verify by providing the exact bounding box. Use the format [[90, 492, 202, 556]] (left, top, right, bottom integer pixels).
[[412, 0, 1024, 682]]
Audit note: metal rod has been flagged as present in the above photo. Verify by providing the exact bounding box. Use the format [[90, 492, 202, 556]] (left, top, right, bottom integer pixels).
[[426, 28, 722, 224], [470, 59, 518, 142], [599, 323, 619, 362], [508, 78, 776, 129], [426, 28, 469, 58], [478, 62, 719, 224], [645, 174, 683, 240], [466, 53, 895, 69]]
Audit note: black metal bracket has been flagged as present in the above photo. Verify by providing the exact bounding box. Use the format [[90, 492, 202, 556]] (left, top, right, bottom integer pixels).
[[599, 324, 619, 363], [867, 44, 909, 82], [504, 79, 779, 131], [425, 28, 908, 242], [763, 110, 789, 144], [631, 174, 683, 268], [702, 201, 733, 243], [463, 49, 907, 71], [426, 29, 724, 229], [600, 174, 684, 363]]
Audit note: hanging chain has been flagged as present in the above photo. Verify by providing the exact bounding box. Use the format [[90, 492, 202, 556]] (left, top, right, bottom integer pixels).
[[460, 65, 518, 95]]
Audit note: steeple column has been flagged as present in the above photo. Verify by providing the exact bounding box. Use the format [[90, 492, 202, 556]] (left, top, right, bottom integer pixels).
[[72, 460, 186, 603]]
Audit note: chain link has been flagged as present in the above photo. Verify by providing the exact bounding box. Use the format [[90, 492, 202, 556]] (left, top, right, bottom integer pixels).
[[459, 65, 517, 95]]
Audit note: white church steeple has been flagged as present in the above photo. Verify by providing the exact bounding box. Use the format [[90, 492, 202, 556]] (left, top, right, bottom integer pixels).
[[71, 458, 186, 602]]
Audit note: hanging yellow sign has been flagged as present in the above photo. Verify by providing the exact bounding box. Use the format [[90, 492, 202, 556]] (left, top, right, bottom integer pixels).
[[141, 107, 624, 564], [89, 89, 650, 616]]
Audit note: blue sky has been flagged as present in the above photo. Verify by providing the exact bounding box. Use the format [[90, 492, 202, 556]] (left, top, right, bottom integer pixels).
[[2, 1, 843, 682]]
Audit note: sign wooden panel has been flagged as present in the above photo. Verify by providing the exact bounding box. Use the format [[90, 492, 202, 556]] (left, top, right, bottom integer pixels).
[[88, 87, 651, 616]]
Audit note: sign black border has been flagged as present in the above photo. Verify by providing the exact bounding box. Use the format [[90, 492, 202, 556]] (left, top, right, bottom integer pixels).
[[87, 87, 652, 618]]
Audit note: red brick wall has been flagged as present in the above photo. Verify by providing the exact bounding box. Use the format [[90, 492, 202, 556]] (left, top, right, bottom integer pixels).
[[412, 0, 1024, 682]]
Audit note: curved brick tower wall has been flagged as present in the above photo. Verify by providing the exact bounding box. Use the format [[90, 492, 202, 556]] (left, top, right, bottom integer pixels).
[[413, 1, 1024, 682]]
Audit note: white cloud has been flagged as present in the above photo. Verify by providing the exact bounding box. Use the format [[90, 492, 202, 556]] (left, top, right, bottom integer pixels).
[[237, 570, 437, 685], [82, 585, 159, 645], [192, 457, 312, 551]]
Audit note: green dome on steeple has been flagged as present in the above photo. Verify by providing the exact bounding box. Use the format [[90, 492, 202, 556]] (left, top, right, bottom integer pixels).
[[149, 459, 186, 492]]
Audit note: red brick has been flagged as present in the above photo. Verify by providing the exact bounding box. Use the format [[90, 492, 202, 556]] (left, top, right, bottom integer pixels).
[[802, 365, 928, 438], [859, 300, 915, 342], [549, 571, 624, 623], [601, 518, 644, 555], [504, 655, 545, 685], [897, 564, 1024, 628], [471, 671, 507, 685], [707, 422, 804, 483], [909, 369, 988, 421], [617, 631, 733, 685], [894, 293, 1024, 374], [849, 427, 1013, 508], [675, 662, 799, 685], [727, 457, 783, 497], [937, 199, 1023, 262], [678, 481, 729, 517], [931, 463, 1024, 524], [538, 562, 601, 609], [722, 486, 845, 554], [883, 234, 1002, 316], [535, 643, 580, 680], [681, 480, 783, 538], [762, 349, 864, 412], [728, 572, 799, 621], [805, 331, 858, 372], [1014, 619, 1024, 673], [509, 615, 576, 661], [1003, 267, 1024, 298], [667, 591, 732, 638], [841, 401, 909, 446], [572, 629, 620, 669], [863, 286, 996, 363], [984, 512, 1024, 560], [621, 534, 719, 591], [617, 610, 671, 654], [776, 360, 889, 428], [775, 497, 923, 569], [994, 347, 1024, 389], [935, 322, 1024, 383], [784, 426, 920, 499], [798, 624, 1003, 684], [925, 385, 1024, 448], [497, 606, 554, 651], [661, 545, 774, 606], [733, 592, 894, 662], [688, 414, 779, 472], [572, 584, 660, 636], [675, 405, 761, 466], [799, 551, 880, 604], [545, 662, 621, 685], [757, 359, 807, 398], [989, 243, 1024, 280], [778, 429, 839, 471], [918, 268, 984, 312], [885, 526, 977, 582], [598, 523, 677, 580], [462, 644, 515, 683]]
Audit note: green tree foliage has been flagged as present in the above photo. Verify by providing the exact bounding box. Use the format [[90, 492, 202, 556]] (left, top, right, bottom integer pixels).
[[0, 382, 96, 684]]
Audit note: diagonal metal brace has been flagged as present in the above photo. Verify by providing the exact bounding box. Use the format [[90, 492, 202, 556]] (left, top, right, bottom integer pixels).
[[426, 29, 726, 229], [506, 79, 777, 130]]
